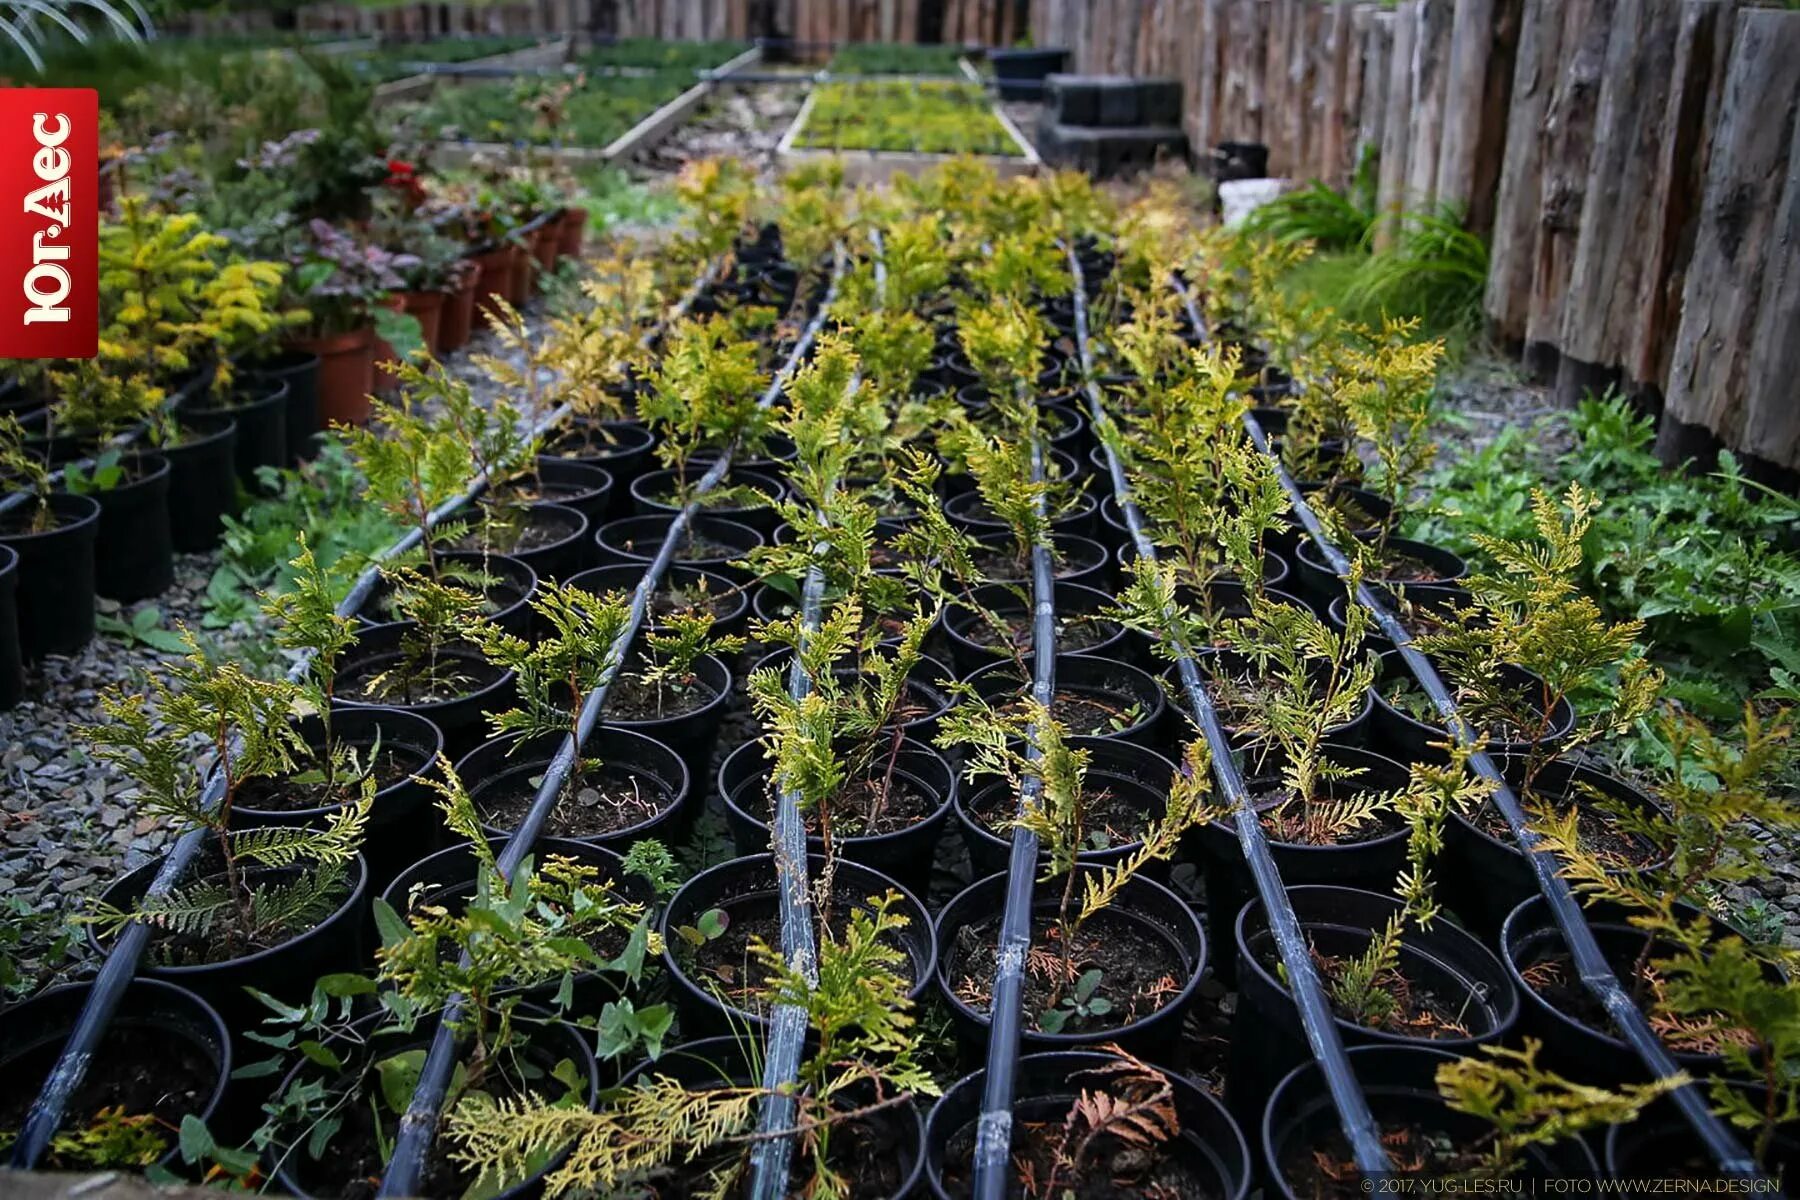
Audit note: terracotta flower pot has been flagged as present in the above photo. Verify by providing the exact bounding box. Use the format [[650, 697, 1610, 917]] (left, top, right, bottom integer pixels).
[[370, 293, 409, 396], [440, 263, 480, 352], [531, 220, 559, 276], [557, 207, 587, 259], [288, 326, 376, 428], [470, 245, 514, 326], [374, 290, 446, 391], [507, 243, 532, 305]]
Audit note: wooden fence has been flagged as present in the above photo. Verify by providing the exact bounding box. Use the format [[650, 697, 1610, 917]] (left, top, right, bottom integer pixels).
[[1031, 0, 1800, 480]]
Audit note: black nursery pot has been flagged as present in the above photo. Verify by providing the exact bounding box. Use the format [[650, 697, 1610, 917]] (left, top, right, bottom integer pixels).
[[159, 415, 239, 553], [459, 726, 691, 852], [1371, 649, 1575, 767], [1228, 885, 1518, 1126], [1293, 532, 1468, 616], [1197, 745, 1411, 983], [231, 706, 444, 890], [629, 466, 786, 537], [90, 853, 370, 1034], [972, 529, 1111, 589], [660, 854, 936, 1037], [944, 484, 1098, 542], [240, 349, 319, 466], [966, 653, 1169, 752], [594, 514, 764, 585], [361, 549, 537, 638], [543, 418, 656, 515], [567, 562, 749, 637], [332, 621, 515, 758], [716, 735, 954, 890], [1262, 1046, 1597, 1197], [1607, 1088, 1798, 1183], [461, 499, 591, 582], [944, 581, 1131, 675], [93, 451, 174, 602], [626, 1037, 927, 1200], [187, 378, 288, 493], [1272, 482, 1392, 555], [0, 492, 99, 659], [935, 869, 1206, 1056], [955, 737, 1177, 880], [0, 544, 20, 709], [0, 979, 231, 1169], [491, 456, 614, 524], [1444, 756, 1669, 939], [1191, 647, 1375, 755], [1500, 895, 1771, 1086], [1325, 581, 1470, 656], [926, 1050, 1251, 1200], [604, 648, 732, 790]]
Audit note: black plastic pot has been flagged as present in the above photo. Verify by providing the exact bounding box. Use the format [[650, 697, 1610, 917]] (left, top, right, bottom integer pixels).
[[972, 529, 1111, 588], [187, 379, 288, 493], [988, 46, 1071, 100], [489, 456, 614, 525], [567, 562, 749, 638], [458, 499, 590, 582], [1370, 649, 1575, 766], [240, 349, 319, 466], [956, 737, 1177, 879], [1293, 532, 1468, 616], [936, 869, 1206, 1055], [926, 1049, 1250, 1200], [1445, 756, 1670, 939], [1500, 895, 1773, 1086], [459, 726, 691, 852], [362, 549, 537, 638], [1229, 885, 1518, 1124], [660, 854, 935, 1037], [0, 492, 99, 659], [594, 514, 764, 585], [944, 581, 1131, 676], [1606, 1088, 1796, 1182], [626, 1037, 926, 1200], [158, 416, 239, 553], [543, 418, 656, 515], [945, 485, 1098, 541], [90, 852, 370, 1033], [1212, 141, 1270, 181], [1191, 647, 1375, 757], [92, 451, 174, 602], [1197, 744, 1411, 983], [629, 466, 786, 537], [0, 544, 19, 709], [269, 1002, 595, 1200], [967, 652, 1168, 751], [232, 706, 444, 890], [745, 648, 955, 743], [1325, 581, 1470, 656], [1276, 482, 1393, 554], [716, 735, 954, 890], [1262, 1045, 1597, 1195], [332, 621, 515, 758], [603, 648, 732, 788], [0, 979, 231, 1169]]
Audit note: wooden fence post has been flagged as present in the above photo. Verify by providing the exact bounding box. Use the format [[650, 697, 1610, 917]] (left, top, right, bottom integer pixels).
[[1374, 1, 1419, 247], [1482, 0, 1559, 346], [1354, 10, 1394, 187], [1660, 9, 1800, 470], [1402, 0, 1453, 213]]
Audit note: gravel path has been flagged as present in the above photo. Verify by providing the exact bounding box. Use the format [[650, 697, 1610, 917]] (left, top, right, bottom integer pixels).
[[622, 80, 806, 183]]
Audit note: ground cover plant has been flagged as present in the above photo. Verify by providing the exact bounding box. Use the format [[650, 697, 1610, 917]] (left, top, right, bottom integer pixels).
[[795, 80, 1022, 156], [577, 38, 748, 71], [395, 70, 697, 147], [826, 42, 967, 75]]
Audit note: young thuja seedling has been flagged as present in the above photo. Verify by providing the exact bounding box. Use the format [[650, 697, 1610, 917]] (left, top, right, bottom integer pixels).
[[939, 696, 1222, 1032], [1336, 319, 1446, 558], [637, 314, 771, 509], [1416, 484, 1663, 788], [632, 609, 744, 719], [262, 534, 367, 802], [82, 632, 372, 960], [1436, 1039, 1682, 1176], [355, 569, 489, 707], [441, 889, 939, 1199], [0, 414, 56, 533], [342, 386, 473, 584]]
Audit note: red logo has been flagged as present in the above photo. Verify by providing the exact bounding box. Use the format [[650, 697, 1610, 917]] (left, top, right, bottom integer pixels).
[[0, 88, 96, 358]]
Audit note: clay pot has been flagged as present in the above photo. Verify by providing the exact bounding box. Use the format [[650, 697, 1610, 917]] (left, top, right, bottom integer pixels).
[[287, 327, 376, 428]]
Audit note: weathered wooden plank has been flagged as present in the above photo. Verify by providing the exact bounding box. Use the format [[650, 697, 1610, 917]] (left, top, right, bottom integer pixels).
[[1403, 0, 1453, 211], [1318, 2, 1356, 187], [1353, 9, 1392, 184], [1521, 0, 1613, 377], [1374, 0, 1418, 247], [1435, 0, 1520, 234], [1661, 9, 1800, 464], [1482, 0, 1560, 344], [1741, 104, 1800, 473]]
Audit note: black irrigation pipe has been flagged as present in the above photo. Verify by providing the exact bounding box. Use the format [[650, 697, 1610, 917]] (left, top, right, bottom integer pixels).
[[1169, 276, 1771, 1185], [7, 260, 718, 1173], [967, 413, 1061, 1199], [379, 248, 847, 1197], [1066, 252, 1394, 1179]]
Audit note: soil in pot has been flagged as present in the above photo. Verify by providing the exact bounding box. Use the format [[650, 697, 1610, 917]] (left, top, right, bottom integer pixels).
[[475, 759, 675, 841], [336, 644, 505, 709], [1376, 657, 1573, 756], [606, 669, 719, 724], [113, 850, 363, 969], [236, 731, 432, 813], [454, 502, 585, 558], [971, 533, 1107, 585]]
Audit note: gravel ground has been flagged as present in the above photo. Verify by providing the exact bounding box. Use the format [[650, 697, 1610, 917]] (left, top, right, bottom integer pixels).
[[623, 80, 807, 183]]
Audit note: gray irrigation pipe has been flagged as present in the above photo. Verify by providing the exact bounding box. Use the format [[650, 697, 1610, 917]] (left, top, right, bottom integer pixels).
[[379, 247, 846, 1196], [1168, 274, 1771, 1185], [1066, 248, 1393, 1180], [7, 259, 718, 1172]]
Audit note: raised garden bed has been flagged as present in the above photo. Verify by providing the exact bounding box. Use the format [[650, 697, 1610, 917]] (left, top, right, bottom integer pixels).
[[778, 76, 1039, 183]]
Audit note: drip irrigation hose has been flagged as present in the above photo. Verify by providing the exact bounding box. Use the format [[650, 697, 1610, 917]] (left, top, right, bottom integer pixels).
[[1067, 249, 1394, 1179], [1169, 276, 1770, 1185], [378, 248, 846, 1197], [7, 261, 718, 1173], [967, 424, 1061, 1200]]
